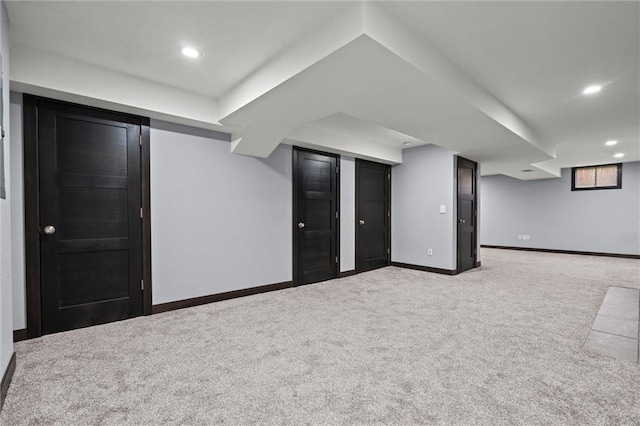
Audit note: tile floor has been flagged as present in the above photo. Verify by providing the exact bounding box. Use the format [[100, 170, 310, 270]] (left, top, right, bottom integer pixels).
[[583, 287, 639, 363]]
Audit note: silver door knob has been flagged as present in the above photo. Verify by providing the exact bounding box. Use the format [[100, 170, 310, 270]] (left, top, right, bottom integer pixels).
[[298, 222, 305, 229], [43, 225, 56, 235], [359, 219, 365, 225]]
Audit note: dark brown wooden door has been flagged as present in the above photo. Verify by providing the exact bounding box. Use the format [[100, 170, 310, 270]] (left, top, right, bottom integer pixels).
[[356, 159, 390, 272], [293, 148, 338, 285], [457, 156, 477, 273], [38, 100, 143, 334]]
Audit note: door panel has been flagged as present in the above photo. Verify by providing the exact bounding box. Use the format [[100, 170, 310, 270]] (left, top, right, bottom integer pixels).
[[362, 200, 386, 226], [56, 116, 129, 176], [58, 187, 129, 239], [457, 157, 477, 273], [302, 158, 332, 192], [38, 100, 143, 334], [294, 149, 338, 285], [58, 251, 130, 307], [305, 199, 332, 228], [356, 160, 390, 273]]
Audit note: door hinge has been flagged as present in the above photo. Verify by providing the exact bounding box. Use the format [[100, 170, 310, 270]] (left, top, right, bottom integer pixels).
[[141, 279, 144, 290], [388, 173, 391, 180], [336, 211, 339, 219], [139, 135, 142, 146], [335, 256, 338, 263], [336, 167, 339, 174], [387, 248, 390, 254], [140, 208, 143, 218], [387, 210, 390, 217]]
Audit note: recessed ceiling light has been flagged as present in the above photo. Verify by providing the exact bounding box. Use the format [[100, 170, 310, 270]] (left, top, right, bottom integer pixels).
[[614, 153, 625, 158], [403, 142, 412, 147], [582, 85, 601, 95], [181, 46, 203, 59], [605, 140, 618, 146]]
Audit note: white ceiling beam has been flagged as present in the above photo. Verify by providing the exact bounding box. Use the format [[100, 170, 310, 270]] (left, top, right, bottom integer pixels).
[[11, 43, 224, 131], [531, 160, 562, 178], [10, 3, 563, 173], [363, 2, 556, 159], [285, 124, 402, 164], [230, 124, 291, 158], [218, 2, 366, 122]]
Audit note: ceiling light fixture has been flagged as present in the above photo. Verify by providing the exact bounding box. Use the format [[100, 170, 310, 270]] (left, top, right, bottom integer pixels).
[[614, 153, 625, 158], [181, 46, 203, 59], [403, 142, 412, 147], [582, 85, 601, 95], [605, 140, 618, 146]]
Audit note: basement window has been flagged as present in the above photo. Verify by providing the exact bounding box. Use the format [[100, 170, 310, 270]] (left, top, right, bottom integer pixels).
[[571, 163, 622, 191]]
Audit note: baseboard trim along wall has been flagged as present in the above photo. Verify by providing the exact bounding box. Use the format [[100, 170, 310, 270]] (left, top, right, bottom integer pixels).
[[1, 352, 17, 411], [390, 262, 458, 275], [152, 280, 294, 314], [12, 329, 27, 342], [481, 245, 640, 260], [338, 270, 357, 278]]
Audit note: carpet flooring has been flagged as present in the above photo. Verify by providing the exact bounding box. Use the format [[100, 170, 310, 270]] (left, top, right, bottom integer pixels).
[[2, 248, 639, 425]]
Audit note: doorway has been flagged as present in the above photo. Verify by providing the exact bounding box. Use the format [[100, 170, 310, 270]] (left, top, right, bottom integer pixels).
[[456, 156, 478, 273], [293, 148, 339, 285], [23, 96, 152, 336], [356, 159, 390, 273]]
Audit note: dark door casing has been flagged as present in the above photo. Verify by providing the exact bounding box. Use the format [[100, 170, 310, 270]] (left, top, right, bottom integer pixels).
[[356, 159, 390, 273], [456, 156, 478, 273], [293, 148, 339, 285], [38, 100, 144, 334]]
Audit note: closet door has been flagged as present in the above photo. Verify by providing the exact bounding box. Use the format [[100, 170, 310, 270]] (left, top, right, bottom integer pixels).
[[293, 148, 339, 285]]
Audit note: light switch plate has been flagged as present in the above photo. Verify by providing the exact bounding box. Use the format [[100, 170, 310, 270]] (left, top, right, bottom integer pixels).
[[439, 205, 446, 214]]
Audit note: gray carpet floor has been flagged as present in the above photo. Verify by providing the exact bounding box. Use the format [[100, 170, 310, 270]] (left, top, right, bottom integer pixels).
[[2, 248, 640, 425]]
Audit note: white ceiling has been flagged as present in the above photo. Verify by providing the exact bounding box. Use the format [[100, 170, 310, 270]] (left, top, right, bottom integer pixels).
[[7, 1, 640, 179], [8, 0, 348, 98]]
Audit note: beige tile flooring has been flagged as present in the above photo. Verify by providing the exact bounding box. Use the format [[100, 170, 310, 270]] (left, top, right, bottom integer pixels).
[[583, 287, 639, 363]]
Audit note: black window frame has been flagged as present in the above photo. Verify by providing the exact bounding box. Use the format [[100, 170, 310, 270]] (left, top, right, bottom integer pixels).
[[571, 163, 622, 191]]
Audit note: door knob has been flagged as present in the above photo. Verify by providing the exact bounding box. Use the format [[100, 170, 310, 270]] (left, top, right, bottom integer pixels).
[[43, 225, 56, 235], [298, 222, 305, 229], [359, 219, 365, 225]]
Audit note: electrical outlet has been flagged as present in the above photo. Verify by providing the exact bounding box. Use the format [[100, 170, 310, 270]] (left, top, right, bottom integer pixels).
[[439, 205, 446, 214], [518, 235, 523, 240], [525, 235, 530, 240], [428, 248, 433, 256]]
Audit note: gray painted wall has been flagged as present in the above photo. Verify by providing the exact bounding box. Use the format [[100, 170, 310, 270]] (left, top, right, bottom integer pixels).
[[481, 162, 640, 255], [9, 93, 24, 330], [8, 112, 361, 327], [0, 0, 12, 377], [150, 121, 293, 304], [340, 157, 356, 272], [392, 144, 458, 270]]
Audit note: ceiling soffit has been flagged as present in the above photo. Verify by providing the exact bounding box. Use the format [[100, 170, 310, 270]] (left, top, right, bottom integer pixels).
[[11, 2, 635, 178]]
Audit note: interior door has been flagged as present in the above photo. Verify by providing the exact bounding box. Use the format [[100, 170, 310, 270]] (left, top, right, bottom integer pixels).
[[356, 159, 390, 272], [293, 148, 338, 285], [457, 156, 477, 273], [38, 100, 143, 334]]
